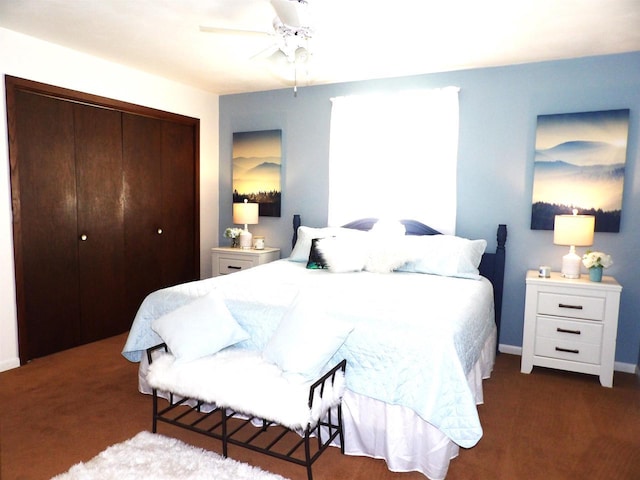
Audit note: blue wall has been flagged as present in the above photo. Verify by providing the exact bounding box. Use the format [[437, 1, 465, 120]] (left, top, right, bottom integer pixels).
[[220, 52, 640, 366]]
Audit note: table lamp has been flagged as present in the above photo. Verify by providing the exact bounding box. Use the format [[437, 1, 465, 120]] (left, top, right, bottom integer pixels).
[[553, 211, 595, 279], [233, 199, 259, 249]]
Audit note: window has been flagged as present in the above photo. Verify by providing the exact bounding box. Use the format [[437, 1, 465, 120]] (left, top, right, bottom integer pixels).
[[328, 87, 459, 234]]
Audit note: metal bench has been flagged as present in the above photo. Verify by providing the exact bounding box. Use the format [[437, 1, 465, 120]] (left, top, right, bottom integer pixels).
[[146, 344, 346, 480]]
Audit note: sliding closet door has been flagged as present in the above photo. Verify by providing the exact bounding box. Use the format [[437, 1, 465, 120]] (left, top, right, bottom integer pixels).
[[74, 104, 127, 341], [160, 120, 197, 288], [122, 114, 198, 319], [8, 75, 200, 363], [122, 113, 164, 320], [13, 91, 81, 358]]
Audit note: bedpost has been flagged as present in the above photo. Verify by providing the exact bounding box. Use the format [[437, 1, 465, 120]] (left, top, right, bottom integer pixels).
[[292, 214, 301, 248], [493, 224, 507, 352]]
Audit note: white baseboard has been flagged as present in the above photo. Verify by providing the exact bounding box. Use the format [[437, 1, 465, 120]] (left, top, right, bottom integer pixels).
[[0, 357, 20, 373], [498, 344, 522, 356], [498, 343, 638, 374]]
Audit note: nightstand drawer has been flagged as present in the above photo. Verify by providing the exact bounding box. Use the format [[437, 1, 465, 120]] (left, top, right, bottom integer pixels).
[[538, 292, 605, 321], [218, 257, 254, 274], [535, 316, 603, 344], [534, 336, 602, 365]]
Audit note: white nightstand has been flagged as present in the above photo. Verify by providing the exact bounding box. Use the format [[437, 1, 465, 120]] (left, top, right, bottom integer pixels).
[[521, 270, 622, 387], [211, 247, 280, 277]]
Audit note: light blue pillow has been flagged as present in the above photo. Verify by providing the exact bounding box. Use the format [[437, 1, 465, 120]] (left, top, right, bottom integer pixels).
[[262, 294, 354, 379], [151, 290, 249, 363]]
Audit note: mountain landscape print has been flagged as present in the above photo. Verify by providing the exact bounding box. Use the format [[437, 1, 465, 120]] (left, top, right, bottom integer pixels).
[[531, 109, 629, 232], [233, 130, 281, 217]]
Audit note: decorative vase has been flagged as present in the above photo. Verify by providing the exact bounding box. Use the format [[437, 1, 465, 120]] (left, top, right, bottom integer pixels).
[[230, 238, 239, 248], [589, 266, 603, 282]]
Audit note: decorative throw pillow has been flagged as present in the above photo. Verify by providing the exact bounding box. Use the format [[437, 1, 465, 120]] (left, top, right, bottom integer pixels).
[[399, 235, 487, 279], [289, 226, 366, 262], [315, 235, 369, 273], [262, 293, 354, 379], [306, 238, 329, 269], [151, 290, 249, 363], [364, 219, 410, 273]]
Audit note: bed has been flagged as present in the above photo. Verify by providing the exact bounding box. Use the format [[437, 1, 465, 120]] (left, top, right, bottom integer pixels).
[[122, 217, 507, 480]]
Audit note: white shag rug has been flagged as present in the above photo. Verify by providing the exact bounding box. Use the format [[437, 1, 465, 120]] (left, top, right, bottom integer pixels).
[[51, 431, 290, 480]]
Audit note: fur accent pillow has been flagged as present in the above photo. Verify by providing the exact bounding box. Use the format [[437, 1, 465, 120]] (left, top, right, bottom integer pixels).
[[306, 238, 329, 269], [289, 226, 352, 262], [314, 235, 368, 273], [364, 219, 409, 273]]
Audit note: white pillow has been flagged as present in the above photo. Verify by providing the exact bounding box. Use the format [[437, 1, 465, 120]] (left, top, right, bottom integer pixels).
[[151, 290, 249, 363], [289, 226, 361, 262], [399, 235, 487, 279], [315, 235, 369, 273], [262, 294, 354, 379]]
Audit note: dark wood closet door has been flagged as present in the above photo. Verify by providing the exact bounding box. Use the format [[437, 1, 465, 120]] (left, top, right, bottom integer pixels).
[[122, 115, 198, 319], [160, 120, 197, 288], [13, 91, 81, 359], [8, 75, 200, 363], [74, 104, 127, 341], [122, 113, 164, 320]]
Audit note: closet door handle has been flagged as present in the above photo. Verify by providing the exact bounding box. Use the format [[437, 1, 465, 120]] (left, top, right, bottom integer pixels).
[[80, 234, 88, 241], [157, 228, 163, 235]]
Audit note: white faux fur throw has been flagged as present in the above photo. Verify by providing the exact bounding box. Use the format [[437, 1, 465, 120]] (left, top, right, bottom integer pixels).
[[146, 349, 345, 430], [51, 431, 289, 480]]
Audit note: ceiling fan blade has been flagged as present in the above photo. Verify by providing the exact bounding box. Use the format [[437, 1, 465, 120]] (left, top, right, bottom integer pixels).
[[199, 25, 273, 37], [270, 0, 310, 28]]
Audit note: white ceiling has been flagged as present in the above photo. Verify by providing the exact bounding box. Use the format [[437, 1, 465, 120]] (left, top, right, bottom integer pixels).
[[1, 0, 639, 95]]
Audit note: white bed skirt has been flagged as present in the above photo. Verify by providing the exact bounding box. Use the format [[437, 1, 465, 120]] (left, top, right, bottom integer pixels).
[[339, 328, 496, 480], [137, 328, 495, 480]]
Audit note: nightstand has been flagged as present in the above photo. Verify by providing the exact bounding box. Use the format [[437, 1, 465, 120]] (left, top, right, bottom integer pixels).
[[521, 270, 622, 387], [211, 247, 280, 277]]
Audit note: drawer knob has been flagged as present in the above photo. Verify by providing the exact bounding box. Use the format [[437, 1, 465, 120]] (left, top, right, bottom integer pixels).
[[557, 327, 581, 335], [558, 303, 583, 310], [227, 265, 242, 270], [555, 346, 580, 354]]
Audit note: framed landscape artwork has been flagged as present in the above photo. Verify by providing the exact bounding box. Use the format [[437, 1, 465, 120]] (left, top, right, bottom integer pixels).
[[232, 129, 282, 217], [530, 109, 629, 232]]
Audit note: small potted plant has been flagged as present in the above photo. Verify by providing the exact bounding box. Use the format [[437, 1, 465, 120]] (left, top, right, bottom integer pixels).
[[582, 251, 613, 282], [224, 227, 243, 248]]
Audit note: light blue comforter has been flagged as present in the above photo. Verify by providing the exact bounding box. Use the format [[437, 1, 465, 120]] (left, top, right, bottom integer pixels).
[[122, 259, 496, 448]]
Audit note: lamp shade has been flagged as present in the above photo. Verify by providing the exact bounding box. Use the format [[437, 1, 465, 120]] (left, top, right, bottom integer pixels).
[[553, 215, 595, 247], [553, 214, 595, 279], [233, 201, 259, 226]]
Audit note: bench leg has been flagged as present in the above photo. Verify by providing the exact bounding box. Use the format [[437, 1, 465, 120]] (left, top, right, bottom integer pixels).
[[221, 407, 228, 458], [337, 404, 345, 455], [151, 389, 158, 433], [304, 430, 313, 480]]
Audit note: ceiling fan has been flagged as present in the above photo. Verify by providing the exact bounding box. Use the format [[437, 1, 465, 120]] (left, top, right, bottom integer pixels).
[[200, 0, 313, 68]]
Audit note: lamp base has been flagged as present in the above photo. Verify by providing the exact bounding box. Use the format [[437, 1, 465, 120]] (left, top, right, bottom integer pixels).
[[561, 246, 581, 279], [239, 231, 253, 249]]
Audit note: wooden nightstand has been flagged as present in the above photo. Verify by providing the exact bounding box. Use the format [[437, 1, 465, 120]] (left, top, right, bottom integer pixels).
[[521, 270, 622, 387], [211, 247, 280, 277]]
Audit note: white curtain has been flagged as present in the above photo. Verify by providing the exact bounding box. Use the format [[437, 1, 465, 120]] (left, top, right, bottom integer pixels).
[[328, 87, 459, 234]]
